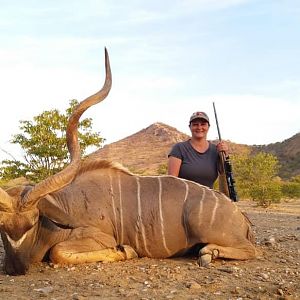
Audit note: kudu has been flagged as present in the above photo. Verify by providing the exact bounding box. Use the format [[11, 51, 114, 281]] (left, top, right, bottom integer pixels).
[[0, 49, 256, 275]]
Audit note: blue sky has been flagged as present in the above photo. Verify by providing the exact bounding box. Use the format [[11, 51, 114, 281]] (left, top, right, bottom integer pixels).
[[0, 0, 299, 161]]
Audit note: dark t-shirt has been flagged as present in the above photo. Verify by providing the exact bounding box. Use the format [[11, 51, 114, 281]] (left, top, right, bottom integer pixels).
[[168, 140, 219, 188]]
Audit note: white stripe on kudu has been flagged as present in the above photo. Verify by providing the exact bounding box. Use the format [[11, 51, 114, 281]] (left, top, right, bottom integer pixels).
[[209, 191, 219, 227], [182, 180, 189, 247], [117, 173, 124, 244], [198, 187, 205, 223], [183, 180, 189, 203], [136, 177, 151, 256], [109, 174, 119, 243], [158, 177, 172, 256]]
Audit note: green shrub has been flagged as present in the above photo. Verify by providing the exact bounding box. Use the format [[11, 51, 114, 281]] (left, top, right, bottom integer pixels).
[[250, 181, 282, 207], [281, 181, 300, 199], [157, 164, 167, 175]]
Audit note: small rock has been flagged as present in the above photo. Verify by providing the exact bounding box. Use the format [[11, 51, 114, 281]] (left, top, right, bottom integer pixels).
[[50, 263, 59, 269], [264, 236, 276, 246], [218, 266, 233, 273], [71, 293, 86, 300], [277, 288, 284, 296], [231, 286, 241, 295], [186, 281, 201, 289], [261, 273, 269, 280], [258, 286, 266, 292], [34, 286, 54, 295]]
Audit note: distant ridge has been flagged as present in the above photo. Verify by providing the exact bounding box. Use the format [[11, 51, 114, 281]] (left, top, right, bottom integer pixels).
[[253, 132, 300, 179]]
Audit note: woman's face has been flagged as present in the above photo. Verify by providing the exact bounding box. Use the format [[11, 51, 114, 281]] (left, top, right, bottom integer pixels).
[[189, 119, 210, 139]]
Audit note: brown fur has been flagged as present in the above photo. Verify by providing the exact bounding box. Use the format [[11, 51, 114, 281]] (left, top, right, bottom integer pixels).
[[77, 158, 133, 177], [239, 211, 255, 244]]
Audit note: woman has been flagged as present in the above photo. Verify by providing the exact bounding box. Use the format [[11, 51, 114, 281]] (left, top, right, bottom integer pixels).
[[168, 111, 229, 188]]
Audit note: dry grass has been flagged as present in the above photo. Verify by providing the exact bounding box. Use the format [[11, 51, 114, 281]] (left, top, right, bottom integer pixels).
[[238, 198, 300, 215]]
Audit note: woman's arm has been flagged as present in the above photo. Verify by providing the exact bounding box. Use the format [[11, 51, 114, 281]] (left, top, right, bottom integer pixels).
[[167, 156, 182, 177]]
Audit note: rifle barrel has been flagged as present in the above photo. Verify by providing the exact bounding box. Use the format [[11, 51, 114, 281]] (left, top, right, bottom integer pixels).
[[213, 102, 222, 141], [212, 102, 238, 202]]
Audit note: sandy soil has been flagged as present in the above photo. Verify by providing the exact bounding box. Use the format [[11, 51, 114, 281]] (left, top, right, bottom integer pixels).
[[0, 200, 299, 300]]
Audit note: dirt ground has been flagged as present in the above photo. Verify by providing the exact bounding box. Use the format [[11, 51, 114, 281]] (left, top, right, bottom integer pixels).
[[0, 200, 299, 300]]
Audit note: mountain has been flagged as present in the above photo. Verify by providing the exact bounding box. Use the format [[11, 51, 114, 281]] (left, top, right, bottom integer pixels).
[[253, 132, 300, 179]]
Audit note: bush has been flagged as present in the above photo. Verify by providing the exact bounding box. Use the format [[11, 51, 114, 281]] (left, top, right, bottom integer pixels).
[[232, 152, 282, 206], [157, 164, 167, 175], [250, 182, 282, 207], [281, 181, 300, 199]]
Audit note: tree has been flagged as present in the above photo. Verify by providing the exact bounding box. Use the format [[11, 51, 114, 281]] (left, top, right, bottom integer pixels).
[[232, 152, 282, 206], [0, 100, 104, 182]]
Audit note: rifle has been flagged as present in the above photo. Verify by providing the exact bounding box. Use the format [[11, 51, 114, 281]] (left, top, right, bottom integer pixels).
[[212, 102, 238, 202]]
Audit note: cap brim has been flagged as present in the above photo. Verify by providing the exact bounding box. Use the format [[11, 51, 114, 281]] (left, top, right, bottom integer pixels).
[[190, 117, 209, 123]]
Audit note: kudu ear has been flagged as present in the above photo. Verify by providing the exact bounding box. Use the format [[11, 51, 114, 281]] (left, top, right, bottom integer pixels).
[[37, 195, 77, 228]]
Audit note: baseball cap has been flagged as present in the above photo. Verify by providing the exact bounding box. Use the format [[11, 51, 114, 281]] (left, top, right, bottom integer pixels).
[[189, 111, 210, 124]]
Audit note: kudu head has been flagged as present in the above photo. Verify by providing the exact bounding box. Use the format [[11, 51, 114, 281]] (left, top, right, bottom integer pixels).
[[0, 48, 112, 275]]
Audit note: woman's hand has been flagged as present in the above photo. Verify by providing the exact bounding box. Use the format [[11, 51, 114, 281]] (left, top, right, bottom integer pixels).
[[216, 141, 229, 157]]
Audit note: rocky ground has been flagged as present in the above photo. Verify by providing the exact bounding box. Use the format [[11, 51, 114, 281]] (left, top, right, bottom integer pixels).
[[0, 200, 299, 300]]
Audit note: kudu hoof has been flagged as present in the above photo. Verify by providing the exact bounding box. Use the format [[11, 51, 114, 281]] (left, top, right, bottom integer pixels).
[[117, 245, 138, 260], [198, 254, 212, 267]]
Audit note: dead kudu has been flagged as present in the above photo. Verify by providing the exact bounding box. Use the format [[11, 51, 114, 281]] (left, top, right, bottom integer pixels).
[[0, 49, 256, 275]]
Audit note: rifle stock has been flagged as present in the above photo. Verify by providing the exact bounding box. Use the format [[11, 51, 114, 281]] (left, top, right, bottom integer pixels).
[[213, 102, 238, 202]]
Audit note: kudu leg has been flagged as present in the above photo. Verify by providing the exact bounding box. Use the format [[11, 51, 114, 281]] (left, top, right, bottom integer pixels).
[[198, 242, 256, 267], [49, 232, 138, 265]]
